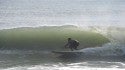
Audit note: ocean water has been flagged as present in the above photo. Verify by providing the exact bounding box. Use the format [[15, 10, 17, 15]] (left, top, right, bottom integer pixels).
[[0, 26, 124, 70], [0, 0, 125, 70], [0, 0, 125, 30]]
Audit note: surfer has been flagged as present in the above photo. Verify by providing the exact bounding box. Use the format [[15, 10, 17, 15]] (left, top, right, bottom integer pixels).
[[64, 38, 79, 51]]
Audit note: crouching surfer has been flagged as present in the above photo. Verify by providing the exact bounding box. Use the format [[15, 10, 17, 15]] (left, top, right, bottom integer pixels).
[[64, 38, 79, 51]]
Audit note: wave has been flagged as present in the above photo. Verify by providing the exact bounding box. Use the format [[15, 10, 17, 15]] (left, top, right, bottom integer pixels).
[[75, 26, 125, 57], [0, 25, 109, 50]]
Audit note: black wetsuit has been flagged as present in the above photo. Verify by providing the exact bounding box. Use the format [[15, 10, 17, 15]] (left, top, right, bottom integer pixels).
[[65, 40, 79, 51]]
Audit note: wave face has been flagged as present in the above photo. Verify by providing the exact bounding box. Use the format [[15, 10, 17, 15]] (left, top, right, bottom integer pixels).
[[0, 25, 109, 50]]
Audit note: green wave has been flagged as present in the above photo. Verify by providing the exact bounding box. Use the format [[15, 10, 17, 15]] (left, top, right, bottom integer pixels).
[[0, 25, 110, 50]]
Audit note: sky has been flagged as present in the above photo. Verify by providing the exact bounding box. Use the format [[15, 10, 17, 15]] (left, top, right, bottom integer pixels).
[[0, 0, 125, 29]]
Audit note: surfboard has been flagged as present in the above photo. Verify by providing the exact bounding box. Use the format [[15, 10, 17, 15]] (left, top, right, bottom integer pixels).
[[52, 51, 84, 55], [52, 51, 85, 59]]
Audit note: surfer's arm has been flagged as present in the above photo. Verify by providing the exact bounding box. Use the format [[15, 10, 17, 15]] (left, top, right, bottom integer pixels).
[[64, 43, 69, 48]]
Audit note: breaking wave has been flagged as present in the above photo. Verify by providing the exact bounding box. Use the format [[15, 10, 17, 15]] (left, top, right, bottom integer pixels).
[[0, 25, 109, 50]]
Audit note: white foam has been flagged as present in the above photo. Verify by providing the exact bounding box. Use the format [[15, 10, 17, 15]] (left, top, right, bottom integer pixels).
[[79, 43, 125, 56], [2, 62, 125, 70]]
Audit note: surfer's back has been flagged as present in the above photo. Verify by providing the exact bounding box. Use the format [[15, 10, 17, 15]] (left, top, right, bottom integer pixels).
[[65, 38, 79, 51]]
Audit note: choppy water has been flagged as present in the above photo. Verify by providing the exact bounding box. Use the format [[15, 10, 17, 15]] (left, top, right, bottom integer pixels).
[[0, 49, 125, 70], [0, 50, 125, 70]]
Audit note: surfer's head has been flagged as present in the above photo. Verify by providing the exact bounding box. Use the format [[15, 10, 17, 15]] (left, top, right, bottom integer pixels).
[[68, 38, 71, 41]]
